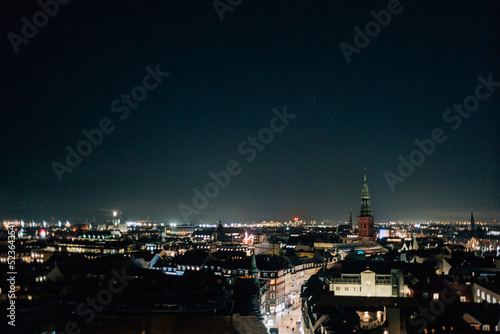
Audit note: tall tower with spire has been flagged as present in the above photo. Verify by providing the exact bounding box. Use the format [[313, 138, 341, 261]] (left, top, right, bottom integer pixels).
[[470, 212, 476, 231], [349, 209, 354, 229], [358, 169, 375, 241]]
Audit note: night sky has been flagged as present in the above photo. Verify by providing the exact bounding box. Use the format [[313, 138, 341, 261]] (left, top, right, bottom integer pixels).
[[1, 0, 499, 223]]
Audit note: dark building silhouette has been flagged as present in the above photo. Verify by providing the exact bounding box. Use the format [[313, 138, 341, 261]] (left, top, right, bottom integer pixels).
[[358, 169, 375, 241], [213, 218, 223, 242]]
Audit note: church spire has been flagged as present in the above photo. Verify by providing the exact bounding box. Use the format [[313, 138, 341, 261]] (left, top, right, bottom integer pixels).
[[359, 168, 372, 217], [349, 209, 353, 228], [249, 252, 259, 283], [358, 169, 375, 241]]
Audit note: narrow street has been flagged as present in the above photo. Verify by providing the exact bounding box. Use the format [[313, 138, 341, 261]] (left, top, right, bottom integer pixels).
[[264, 305, 304, 334]]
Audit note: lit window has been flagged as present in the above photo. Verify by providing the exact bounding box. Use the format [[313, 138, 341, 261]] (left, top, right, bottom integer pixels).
[[433, 293, 439, 300]]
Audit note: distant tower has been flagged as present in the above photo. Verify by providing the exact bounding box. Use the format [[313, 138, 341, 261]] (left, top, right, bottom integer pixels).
[[248, 252, 259, 283], [349, 209, 354, 229], [412, 233, 419, 250], [358, 169, 375, 241], [470, 212, 475, 231], [213, 218, 224, 242]]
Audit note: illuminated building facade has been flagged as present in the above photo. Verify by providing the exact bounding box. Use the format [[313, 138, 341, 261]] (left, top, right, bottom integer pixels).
[[358, 169, 375, 241]]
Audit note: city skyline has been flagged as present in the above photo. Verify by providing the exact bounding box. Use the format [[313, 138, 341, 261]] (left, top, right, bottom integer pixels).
[[1, 0, 499, 224]]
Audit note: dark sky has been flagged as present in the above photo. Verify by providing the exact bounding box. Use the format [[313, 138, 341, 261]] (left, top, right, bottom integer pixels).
[[1, 0, 499, 223]]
